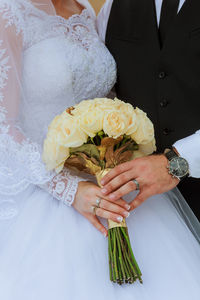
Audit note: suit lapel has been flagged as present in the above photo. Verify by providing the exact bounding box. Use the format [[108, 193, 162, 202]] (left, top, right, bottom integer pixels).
[[177, 0, 189, 18]]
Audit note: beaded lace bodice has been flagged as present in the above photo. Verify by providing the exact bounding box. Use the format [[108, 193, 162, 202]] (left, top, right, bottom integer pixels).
[[0, 0, 116, 218], [20, 6, 116, 145]]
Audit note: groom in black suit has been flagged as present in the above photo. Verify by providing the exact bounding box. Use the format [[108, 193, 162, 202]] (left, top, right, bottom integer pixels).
[[101, 0, 200, 220]]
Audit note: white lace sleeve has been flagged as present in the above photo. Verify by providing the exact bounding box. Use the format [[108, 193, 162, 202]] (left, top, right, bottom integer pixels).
[[39, 169, 87, 206], [0, 3, 86, 205], [0, 5, 53, 194]]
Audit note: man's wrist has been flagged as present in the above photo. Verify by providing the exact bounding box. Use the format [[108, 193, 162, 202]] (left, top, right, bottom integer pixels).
[[164, 148, 189, 180], [173, 133, 200, 178]]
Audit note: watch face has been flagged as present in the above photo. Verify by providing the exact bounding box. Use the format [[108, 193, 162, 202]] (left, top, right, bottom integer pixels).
[[169, 157, 189, 178]]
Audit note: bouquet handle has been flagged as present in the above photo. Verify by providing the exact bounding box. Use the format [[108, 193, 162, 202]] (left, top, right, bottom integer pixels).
[[96, 169, 127, 230]]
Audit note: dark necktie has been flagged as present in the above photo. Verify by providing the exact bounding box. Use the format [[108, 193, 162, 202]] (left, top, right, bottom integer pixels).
[[159, 0, 180, 47]]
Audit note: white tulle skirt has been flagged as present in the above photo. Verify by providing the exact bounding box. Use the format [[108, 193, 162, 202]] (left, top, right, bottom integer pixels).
[[0, 185, 200, 300]]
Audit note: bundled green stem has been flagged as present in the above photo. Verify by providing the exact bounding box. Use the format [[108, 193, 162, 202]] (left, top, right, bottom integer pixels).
[[108, 226, 142, 285]]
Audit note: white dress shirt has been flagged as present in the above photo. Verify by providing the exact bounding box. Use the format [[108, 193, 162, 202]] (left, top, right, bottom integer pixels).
[[97, 0, 200, 178]]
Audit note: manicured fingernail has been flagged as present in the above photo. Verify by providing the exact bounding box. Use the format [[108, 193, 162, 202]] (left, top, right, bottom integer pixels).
[[103, 232, 107, 238], [123, 211, 130, 218], [101, 188, 107, 194], [117, 216, 123, 223], [109, 194, 115, 200], [125, 204, 131, 211], [101, 180, 105, 185]]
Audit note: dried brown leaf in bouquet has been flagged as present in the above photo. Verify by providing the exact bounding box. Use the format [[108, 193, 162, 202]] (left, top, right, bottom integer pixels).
[[99, 137, 123, 168], [65, 152, 101, 175], [101, 136, 123, 148], [70, 144, 100, 161], [98, 146, 107, 161], [65, 155, 86, 171], [84, 158, 102, 175], [98, 137, 119, 161], [66, 106, 75, 115], [115, 150, 133, 165], [113, 141, 136, 165]]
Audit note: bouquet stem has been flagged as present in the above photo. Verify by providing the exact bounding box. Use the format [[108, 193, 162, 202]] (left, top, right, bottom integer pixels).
[[96, 170, 142, 285], [108, 226, 142, 284]]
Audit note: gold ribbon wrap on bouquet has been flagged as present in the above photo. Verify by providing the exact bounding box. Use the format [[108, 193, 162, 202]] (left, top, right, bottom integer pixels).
[[96, 169, 127, 230]]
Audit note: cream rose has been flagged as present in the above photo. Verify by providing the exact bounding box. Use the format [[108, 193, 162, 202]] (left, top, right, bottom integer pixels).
[[122, 104, 137, 135], [60, 117, 87, 147], [131, 108, 155, 144], [132, 150, 145, 159], [78, 108, 104, 137], [42, 136, 69, 172], [80, 98, 116, 113], [94, 98, 116, 111], [139, 138, 157, 155], [132, 139, 156, 160], [108, 98, 138, 135], [73, 99, 95, 116], [103, 110, 129, 138], [48, 112, 87, 148], [48, 114, 62, 131]]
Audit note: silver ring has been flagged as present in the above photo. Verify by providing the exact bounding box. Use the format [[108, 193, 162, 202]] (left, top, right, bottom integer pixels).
[[133, 179, 140, 191], [91, 206, 97, 215], [96, 197, 101, 208]]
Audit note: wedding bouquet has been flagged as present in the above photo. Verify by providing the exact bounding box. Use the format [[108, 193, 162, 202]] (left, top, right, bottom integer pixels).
[[43, 98, 156, 285]]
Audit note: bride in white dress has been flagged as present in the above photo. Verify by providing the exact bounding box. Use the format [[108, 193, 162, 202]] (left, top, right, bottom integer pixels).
[[0, 1, 199, 299]]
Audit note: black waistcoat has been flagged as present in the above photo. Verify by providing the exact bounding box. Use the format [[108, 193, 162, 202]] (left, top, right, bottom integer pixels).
[[106, 0, 200, 151]]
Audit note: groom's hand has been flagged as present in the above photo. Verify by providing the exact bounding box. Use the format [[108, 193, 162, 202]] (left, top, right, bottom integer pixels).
[[101, 155, 179, 211]]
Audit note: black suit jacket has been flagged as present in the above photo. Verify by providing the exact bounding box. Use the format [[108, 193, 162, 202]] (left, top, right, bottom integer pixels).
[[106, 0, 200, 151], [105, 0, 200, 219]]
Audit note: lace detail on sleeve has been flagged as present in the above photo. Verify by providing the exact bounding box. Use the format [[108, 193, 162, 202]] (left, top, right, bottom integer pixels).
[[0, 41, 53, 195], [0, 135, 54, 195], [39, 168, 86, 206], [0, 0, 29, 36]]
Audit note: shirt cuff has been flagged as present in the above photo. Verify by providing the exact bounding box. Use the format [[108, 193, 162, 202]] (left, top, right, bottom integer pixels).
[[173, 130, 200, 178]]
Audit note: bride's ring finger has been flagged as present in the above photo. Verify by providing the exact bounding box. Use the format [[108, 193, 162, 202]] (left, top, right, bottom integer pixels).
[[96, 197, 101, 208], [95, 199, 130, 219]]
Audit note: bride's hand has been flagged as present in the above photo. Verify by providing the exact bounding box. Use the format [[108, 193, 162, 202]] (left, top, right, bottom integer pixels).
[[72, 181, 130, 237]]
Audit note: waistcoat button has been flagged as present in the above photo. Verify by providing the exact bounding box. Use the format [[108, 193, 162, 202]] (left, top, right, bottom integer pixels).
[[160, 100, 169, 107], [159, 71, 166, 79], [163, 128, 171, 135]]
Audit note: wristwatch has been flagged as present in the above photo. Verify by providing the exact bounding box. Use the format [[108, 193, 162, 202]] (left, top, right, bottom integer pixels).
[[164, 149, 190, 180]]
